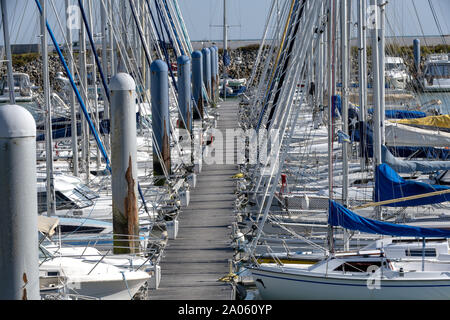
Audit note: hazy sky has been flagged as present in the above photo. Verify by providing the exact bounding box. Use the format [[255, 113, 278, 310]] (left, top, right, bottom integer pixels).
[[1, 0, 449, 44]]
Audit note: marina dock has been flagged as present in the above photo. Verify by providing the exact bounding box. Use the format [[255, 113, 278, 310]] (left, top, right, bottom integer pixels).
[[150, 100, 239, 300]]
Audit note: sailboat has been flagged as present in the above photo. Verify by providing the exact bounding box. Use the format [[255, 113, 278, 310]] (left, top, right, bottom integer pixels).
[[39, 244, 151, 300], [250, 202, 450, 300], [0, 73, 38, 103], [235, 0, 450, 300]]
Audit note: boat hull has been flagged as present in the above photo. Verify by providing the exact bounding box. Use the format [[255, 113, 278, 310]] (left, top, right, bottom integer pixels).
[[65, 274, 149, 300], [250, 266, 450, 300]]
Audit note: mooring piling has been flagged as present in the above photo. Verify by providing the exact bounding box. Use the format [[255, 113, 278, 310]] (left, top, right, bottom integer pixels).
[[0, 105, 40, 300], [151, 60, 172, 186], [110, 73, 139, 254], [192, 50, 204, 120]]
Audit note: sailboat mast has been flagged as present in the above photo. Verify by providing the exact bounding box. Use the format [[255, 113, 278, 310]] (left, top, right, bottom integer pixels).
[[357, 0, 366, 171], [371, 0, 381, 167], [370, 0, 382, 220], [79, 0, 90, 183], [86, 0, 101, 170], [100, 0, 110, 152], [65, 0, 79, 177], [40, 0, 56, 216], [340, 0, 350, 251], [223, 0, 227, 101], [327, 0, 336, 254], [378, 0, 386, 145], [1, 0, 15, 104], [109, 0, 117, 76]]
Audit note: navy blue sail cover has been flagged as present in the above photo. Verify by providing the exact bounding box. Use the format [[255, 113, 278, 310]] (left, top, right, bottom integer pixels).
[[367, 109, 426, 119], [374, 164, 450, 207], [328, 200, 450, 238]]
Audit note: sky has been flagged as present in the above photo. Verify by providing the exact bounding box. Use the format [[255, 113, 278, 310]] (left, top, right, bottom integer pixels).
[[1, 0, 449, 45]]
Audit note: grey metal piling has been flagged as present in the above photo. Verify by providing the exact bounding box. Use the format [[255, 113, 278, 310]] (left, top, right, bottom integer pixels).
[[177, 55, 192, 132], [210, 46, 217, 104], [110, 73, 140, 254], [151, 60, 171, 186], [0, 105, 39, 300], [413, 39, 421, 73], [202, 47, 212, 104], [192, 50, 204, 120]]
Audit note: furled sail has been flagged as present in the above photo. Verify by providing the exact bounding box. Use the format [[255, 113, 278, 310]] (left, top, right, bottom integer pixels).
[[385, 122, 450, 148], [382, 145, 450, 174], [329, 200, 450, 238], [374, 163, 450, 206]]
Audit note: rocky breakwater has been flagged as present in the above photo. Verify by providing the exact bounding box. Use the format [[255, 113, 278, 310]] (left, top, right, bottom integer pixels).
[[0, 52, 65, 91], [218, 45, 260, 80]]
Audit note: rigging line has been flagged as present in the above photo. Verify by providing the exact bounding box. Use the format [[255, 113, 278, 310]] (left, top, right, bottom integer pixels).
[[129, 0, 190, 133], [146, 0, 178, 93], [165, 0, 188, 56], [427, 0, 447, 45], [77, 0, 110, 103], [11, 0, 29, 44], [34, 0, 110, 170], [265, 0, 306, 131], [143, 2, 188, 146], [106, 1, 177, 178], [162, 0, 185, 56], [255, 0, 297, 130], [172, 0, 194, 53], [411, 0, 429, 48]]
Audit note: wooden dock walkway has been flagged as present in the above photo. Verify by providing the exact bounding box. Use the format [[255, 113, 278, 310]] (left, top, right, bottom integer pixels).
[[149, 100, 239, 300]]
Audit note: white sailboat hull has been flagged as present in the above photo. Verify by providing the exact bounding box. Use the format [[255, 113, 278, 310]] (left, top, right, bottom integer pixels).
[[64, 273, 149, 300], [250, 266, 450, 300], [385, 122, 450, 148]]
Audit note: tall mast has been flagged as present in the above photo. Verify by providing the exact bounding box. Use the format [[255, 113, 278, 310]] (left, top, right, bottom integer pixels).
[[1, 0, 15, 104], [87, 0, 101, 169], [371, 0, 382, 169], [109, 0, 117, 76], [40, 0, 56, 216], [223, 0, 227, 101], [371, 0, 382, 220], [79, 0, 90, 183], [101, 0, 110, 139], [357, 0, 366, 172], [327, 0, 336, 254], [340, 0, 349, 251], [378, 0, 386, 145], [65, 0, 79, 176]]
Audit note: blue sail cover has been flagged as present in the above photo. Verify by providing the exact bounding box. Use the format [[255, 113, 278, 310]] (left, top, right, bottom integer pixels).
[[329, 200, 450, 238], [374, 163, 450, 207], [367, 109, 426, 119]]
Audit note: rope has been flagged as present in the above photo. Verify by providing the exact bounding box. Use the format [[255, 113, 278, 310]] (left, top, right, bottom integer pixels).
[[351, 188, 450, 210]]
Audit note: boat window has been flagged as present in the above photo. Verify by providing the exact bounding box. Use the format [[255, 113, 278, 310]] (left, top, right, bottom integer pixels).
[[55, 191, 77, 210], [59, 225, 106, 234], [39, 245, 54, 260], [38, 191, 48, 213], [426, 64, 450, 77], [405, 248, 436, 257], [75, 184, 99, 200], [334, 261, 382, 272], [38, 190, 78, 212], [386, 63, 405, 71], [62, 188, 94, 209]]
